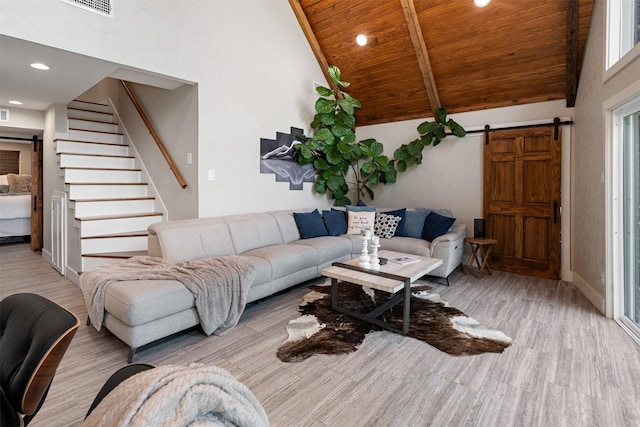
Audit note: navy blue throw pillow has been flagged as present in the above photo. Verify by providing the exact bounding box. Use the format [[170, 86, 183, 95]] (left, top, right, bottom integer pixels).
[[422, 211, 455, 242], [294, 209, 329, 239], [323, 210, 347, 236], [383, 208, 407, 237]]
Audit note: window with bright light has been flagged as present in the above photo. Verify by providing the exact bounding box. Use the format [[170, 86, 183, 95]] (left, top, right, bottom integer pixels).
[[606, 0, 640, 71]]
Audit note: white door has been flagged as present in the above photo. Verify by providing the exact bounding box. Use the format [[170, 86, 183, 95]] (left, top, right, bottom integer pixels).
[[622, 109, 639, 335]]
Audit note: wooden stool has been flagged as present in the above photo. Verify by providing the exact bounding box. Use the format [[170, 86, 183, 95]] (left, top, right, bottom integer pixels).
[[464, 237, 498, 278]]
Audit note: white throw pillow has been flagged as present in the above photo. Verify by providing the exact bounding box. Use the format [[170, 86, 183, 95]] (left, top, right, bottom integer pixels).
[[346, 210, 375, 235]]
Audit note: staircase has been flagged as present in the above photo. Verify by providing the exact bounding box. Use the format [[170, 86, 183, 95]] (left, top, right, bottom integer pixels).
[[56, 100, 164, 272]]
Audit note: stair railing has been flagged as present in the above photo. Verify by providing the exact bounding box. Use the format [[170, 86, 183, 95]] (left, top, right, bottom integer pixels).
[[120, 80, 188, 189]]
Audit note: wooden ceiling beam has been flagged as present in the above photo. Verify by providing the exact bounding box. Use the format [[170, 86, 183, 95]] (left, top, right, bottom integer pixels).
[[288, 0, 338, 93], [566, 0, 579, 107], [400, 0, 441, 120]]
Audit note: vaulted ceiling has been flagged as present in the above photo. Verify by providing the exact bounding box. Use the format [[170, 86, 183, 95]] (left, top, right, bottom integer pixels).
[[290, 0, 594, 126]]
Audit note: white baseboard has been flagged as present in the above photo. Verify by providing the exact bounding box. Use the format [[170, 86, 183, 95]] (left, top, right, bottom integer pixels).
[[572, 272, 606, 315], [561, 270, 573, 283], [65, 266, 81, 287], [616, 319, 640, 346], [42, 248, 53, 265]]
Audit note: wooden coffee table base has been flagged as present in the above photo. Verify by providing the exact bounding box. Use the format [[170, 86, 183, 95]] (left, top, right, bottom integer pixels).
[[329, 263, 412, 335], [323, 252, 443, 336]]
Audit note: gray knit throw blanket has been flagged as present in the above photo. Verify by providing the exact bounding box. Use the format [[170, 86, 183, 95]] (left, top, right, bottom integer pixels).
[[82, 363, 270, 427], [80, 255, 256, 335]]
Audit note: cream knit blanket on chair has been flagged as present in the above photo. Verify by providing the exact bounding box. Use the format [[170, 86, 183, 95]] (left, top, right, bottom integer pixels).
[[82, 364, 270, 427]]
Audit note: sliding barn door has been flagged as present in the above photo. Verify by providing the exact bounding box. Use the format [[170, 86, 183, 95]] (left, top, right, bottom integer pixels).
[[483, 127, 561, 279], [31, 137, 43, 251]]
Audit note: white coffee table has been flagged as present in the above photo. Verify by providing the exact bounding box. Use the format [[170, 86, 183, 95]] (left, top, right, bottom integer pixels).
[[322, 250, 443, 334]]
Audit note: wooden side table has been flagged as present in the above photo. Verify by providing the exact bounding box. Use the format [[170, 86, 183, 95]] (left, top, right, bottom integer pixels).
[[464, 237, 498, 278]]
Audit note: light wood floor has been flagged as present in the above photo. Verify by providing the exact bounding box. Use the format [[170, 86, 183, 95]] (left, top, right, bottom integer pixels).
[[1, 243, 639, 427]]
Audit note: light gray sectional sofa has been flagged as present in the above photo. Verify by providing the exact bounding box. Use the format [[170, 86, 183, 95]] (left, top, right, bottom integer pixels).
[[97, 208, 466, 361]]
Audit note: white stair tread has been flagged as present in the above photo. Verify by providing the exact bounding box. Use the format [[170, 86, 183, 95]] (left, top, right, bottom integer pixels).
[[69, 127, 123, 136], [55, 139, 127, 147], [82, 251, 148, 259], [58, 152, 134, 159], [82, 230, 149, 239], [73, 197, 154, 202], [63, 166, 141, 171], [75, 212, 163, 221]]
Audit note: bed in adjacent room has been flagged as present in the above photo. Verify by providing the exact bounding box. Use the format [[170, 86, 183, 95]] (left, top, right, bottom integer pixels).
[[0, 174, 32, 241]]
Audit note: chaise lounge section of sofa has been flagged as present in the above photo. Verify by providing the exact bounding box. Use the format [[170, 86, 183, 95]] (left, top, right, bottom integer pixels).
[[91, 207, 466, 361]]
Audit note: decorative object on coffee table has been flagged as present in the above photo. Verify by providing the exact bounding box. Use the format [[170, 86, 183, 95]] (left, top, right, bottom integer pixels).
[[359, 229, 371, 267], [464, 237, 498, 277], [369, 235, 380, 270]]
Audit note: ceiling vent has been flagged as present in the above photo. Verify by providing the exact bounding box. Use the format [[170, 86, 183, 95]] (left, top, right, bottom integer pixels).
[[61, 0, 112, 17], [0, 109, 9, 123]]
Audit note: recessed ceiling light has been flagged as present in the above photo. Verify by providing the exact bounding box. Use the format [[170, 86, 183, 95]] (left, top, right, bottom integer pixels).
[[356, 34, 368, 46], [8, 100, 23, 105], [474, 0, 491, 7], [30, 62, 50, 70]]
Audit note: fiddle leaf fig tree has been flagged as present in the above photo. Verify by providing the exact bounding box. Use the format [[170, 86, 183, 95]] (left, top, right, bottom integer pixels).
[[394, 107, 466, 172], [295, 65, 465, 205]]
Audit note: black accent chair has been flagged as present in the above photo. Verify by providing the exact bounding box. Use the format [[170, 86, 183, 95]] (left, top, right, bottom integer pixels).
[[0, 293, 80, 427], [85, 364, 155, 419]]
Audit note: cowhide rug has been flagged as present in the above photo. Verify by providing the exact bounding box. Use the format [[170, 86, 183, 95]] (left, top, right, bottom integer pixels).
[[277, 283, 512, 362]]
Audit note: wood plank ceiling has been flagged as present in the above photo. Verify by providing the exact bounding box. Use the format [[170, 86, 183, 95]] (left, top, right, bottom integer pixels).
[[290, 0, 594, 126]]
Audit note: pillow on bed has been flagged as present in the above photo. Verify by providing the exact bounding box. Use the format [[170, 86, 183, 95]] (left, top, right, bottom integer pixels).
[[7, 174, 31, 193], [0, 175, 8, 186]]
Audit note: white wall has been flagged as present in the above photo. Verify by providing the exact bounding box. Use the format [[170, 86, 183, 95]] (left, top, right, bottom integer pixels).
[[0, 0, 329, 218], [114, 81, 199, 220], [572, 0, 640, 313], [0, 106, 44, 132], [356, 100, 574, 278], [41, 104, 71, 268]]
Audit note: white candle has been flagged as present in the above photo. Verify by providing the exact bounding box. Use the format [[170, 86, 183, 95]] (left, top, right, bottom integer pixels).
[[363, 229, 371, 237], [372, 236, 379, 245]]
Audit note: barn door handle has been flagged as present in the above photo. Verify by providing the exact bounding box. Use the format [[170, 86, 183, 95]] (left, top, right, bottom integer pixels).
[[33, 195, 37, 213], [553, 201, 558, 223]]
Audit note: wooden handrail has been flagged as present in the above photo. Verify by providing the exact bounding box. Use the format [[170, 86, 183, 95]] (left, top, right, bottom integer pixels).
[[120, 80, 187, 189]]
